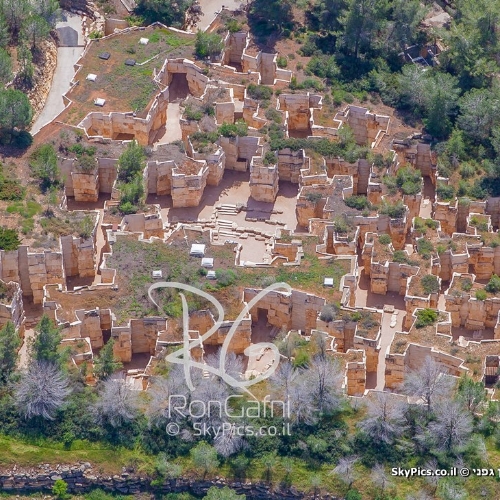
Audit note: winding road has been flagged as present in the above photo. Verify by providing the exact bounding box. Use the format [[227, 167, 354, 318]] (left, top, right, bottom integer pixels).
[[31, 12, 85, 135]]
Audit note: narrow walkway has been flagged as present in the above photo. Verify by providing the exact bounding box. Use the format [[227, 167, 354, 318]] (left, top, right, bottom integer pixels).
[[17, 328, 35, 369], [92, 209, 106, 286], [419, 176, 435, 219], [31, 12, 85, 135], [155, 102, 182, 144], [355, 255, 406, 391]]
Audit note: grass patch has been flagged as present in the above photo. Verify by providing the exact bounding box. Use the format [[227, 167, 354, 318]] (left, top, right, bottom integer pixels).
[[107, 236, 350, 323], [66, 27, 195, 121], [0, 434, 140, 473]]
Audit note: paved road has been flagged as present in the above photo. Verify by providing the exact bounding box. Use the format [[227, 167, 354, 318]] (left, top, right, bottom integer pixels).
[[31, 12, 85, 135], [197, 0, 245, 30]]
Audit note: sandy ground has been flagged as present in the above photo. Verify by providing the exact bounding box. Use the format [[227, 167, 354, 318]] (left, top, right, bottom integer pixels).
[[154, 170, 300, 231], [197, 0, 245, 30], [31, 12, 85, 135], [156, 103, 182, 144]]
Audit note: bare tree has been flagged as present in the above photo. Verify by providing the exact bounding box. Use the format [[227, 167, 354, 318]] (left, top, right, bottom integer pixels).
[[93, 378, 138, 427], [330, 455, 358, 489], [437, 480, 467, 500], [358, 392, 408, 445], [423, 458, 439, 492], [213, 425, 246, 457], [15, 361, 71, 420], [427, 401, 472, 453], [205, 348, 244, 383], [403, 356, 455, 413], [371, 463, 392, 493], [305, 355, 344, 414]]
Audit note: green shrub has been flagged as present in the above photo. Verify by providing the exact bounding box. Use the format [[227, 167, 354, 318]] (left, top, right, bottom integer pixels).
[[421, 274, 440, 295], [218, 121, 248, 137], [226, 19, 242, 33], [345, 490, 362, 500], [305, 192, 322, 203], [118, 140, 146, 182], [77, 154, 96, 173], [417, 238, 434, 258], [425, 219, 439, 230], [379, 200, 406, 219], [386, 166, 422, 195], [415, 308, 438, 328], [333, 217, 351, 234], [265, 108, 282, 123], [215, 269, 237, 287], [184, 105, 203, 121], [0, 227, 20, 250], [195, 31, 223, 59], [461, 278, 472, 291], [475, 289, 487, 301], [52, 479, 68, 499], [276, 55, 287, 68], [319, 304, 337, 322], [344, 195, 370, 211], [393, 250, 408, 263], [485, 274, 500, 294], [306, 55, 338, 79], [29, 143, 60, 189], [436, 182, 455, 201], [263, 151, 276, 165], [379, 234, 391, 245], [459, 162, 476, 179], [0, 167, 24, 201], [247, 84, 273, 101], [293, 349, 309, 368]]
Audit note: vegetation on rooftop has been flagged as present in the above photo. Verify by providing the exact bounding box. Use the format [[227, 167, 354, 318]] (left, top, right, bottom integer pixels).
[[384, 166, 422, 196], [415, 308, 438, 329]]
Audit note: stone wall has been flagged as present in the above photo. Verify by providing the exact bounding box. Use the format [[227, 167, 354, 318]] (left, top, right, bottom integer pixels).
[[278, 148, 306, 183], [336, 105, 390, 148], [0, 280, 25, 333], [146, 160, 174, 196], [244, 288, 325, 334], [171, 162, 209, 207], [0, 246, 65, 304], [80, 87, 168, 145], [0, 463, 339, 499], [219, 136, 260, 171], [249, 157, 279, 202], [345, 349, 366, 396], [444, 273, 500, 331], [60, 234, 96, 278], [120, 211, 164, 238]]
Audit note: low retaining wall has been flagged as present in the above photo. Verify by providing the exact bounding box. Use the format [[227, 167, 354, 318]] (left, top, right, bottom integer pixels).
[[0, 464, 341, 499]]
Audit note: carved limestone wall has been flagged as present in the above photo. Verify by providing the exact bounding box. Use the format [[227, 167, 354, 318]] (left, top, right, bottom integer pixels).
[[249, 157, 279, 203]]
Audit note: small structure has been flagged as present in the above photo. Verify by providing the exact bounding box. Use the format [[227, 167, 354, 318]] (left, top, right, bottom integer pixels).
[[207, 270, 216, 279], [324, 277, 334, 287], [87, 74, 97, 82], [152, 270, 162, 279], [98, 52, 111, 60], [190, 244, 206, 257], [94, 98, 106, 107], [201, 257, 214, 268], [139, 37, 149, 45], [124, 59, 136, 66]]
